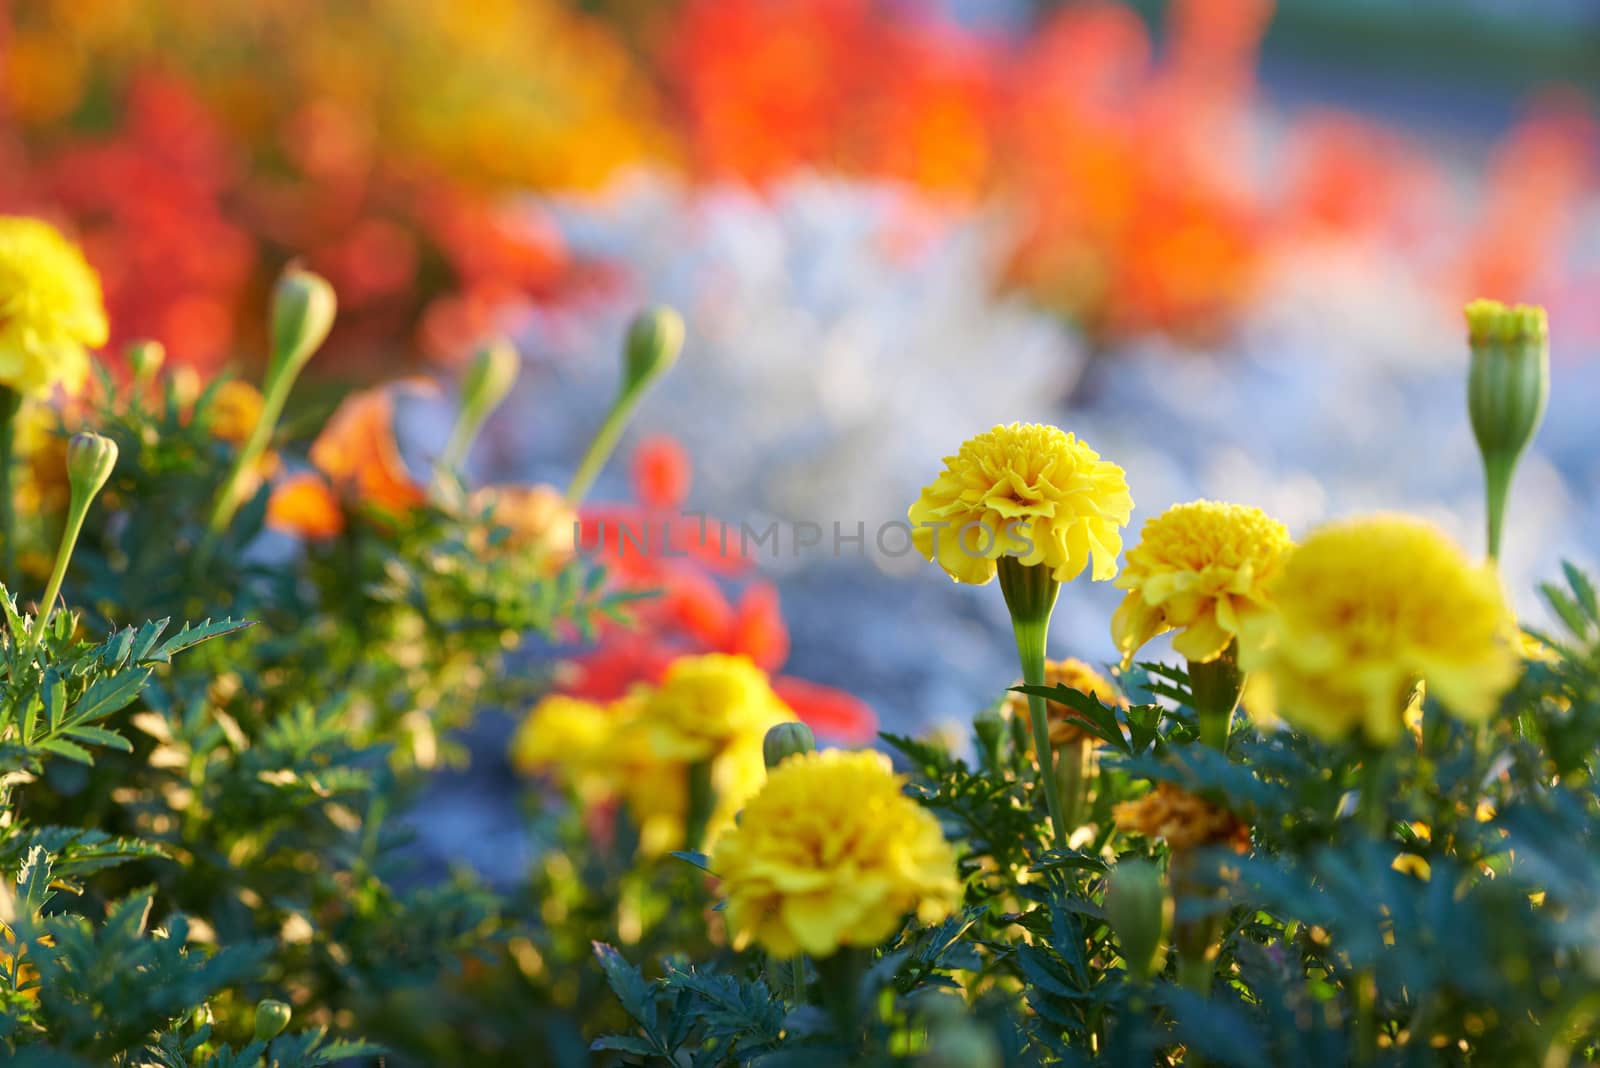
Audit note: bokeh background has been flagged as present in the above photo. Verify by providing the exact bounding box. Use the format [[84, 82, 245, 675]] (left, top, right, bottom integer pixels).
[[4, 0, 1599, 752]]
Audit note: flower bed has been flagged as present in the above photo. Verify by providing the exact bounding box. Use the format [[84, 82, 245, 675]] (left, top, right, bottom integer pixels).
[[0, 205, 1594, 1067]]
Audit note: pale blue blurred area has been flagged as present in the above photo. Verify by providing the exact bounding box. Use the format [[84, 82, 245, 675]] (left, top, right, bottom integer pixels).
[[449, 171, 1600, 742]]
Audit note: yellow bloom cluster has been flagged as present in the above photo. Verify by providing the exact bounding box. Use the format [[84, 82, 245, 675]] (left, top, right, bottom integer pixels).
[[1112, 500, 1292, 666], [710, 749, 961, 958], [512, 654, 795, 855], [1112, 782, 1249, 853], [0, 217, 107, 396], [1004, 657, 1123, 748], [909, 423, 1133, 585], [639, 654, 797, 762], [1239, 515, 1519, 745]]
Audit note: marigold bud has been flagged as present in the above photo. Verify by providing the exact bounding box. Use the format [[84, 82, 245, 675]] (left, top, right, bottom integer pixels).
[[65, 432, 117, 503], [973, 704, 1006, 767], [253, 998, 292, 1041], [762, 721, 815, 770], [1103, 858, 1172, 982], [268, 266, 337, 388], [126, 340, 165, 383], [461, 338, 519, 426], [919, 1018, 1002, 1068], [1464, 299, 1549, 559], [622, 306, 684, 397], [442, 338, 520, 472]]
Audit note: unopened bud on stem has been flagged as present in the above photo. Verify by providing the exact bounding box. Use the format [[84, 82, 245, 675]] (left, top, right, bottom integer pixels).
[[1103, 858, 1172, 983], [32, 432, 118, 644], [763, 722, 816, 770], [267, 267, 336, 391], [1465, 299, 1549, 560], [441, 338, 520, 472], [253, 998, 292, 1041]]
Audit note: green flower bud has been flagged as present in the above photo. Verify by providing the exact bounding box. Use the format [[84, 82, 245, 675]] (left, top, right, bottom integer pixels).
[[267, 266, 337, 389], [126, 340, 165, 384], [622, 306, 684, 398], [1103, 858, 1172, 983], [973, 704, 1006, 768], [763, 721, 816, 770], [1464, 299, 1549, 559], [461, 338, 519, 426], [66, 432, 118, 504], [441, 338, 520, 472], [253, 998, 292, 1042], [919, 1017, 1002, 1068]]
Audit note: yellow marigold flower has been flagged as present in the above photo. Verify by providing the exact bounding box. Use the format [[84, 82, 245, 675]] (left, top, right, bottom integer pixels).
[[1112, 500, 1292, 666], [1004, 657, 1124, 748], [1239, 515, 1519, 745], [639, 653, 795, 763], [15, 400, 72, 517], [0, 217, 108, 396], [613, 710, 768, 857], [909, 422, 1133, 586], [207, 379, 266, 446], [511, 694, 617, 803], [711, 750, 961, 958], [1112, 782, 1249, 853]]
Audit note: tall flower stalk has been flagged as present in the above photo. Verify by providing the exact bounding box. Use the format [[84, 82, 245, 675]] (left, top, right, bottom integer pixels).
[[909, 423, 1132, 848], [566, 307, 683, 507], [998, 555, 1067, 846], [31, 432, 117, 643], [1464, 299, 1549, 561]]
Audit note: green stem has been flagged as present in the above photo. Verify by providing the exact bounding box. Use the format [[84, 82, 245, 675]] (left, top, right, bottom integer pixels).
[[684, 759, 714, 855], [565, 388, 645, 508], [0, 387, 20, 591], [816, 947, 867, 1048], [1188, 641, 1244, 754], [206, 375, 294, 539], [1353, 745, 1391, 1064], [1483, 451, 1514, 561], [791, 957, 806, 1008], [998, 557, 1065, 849], [1055, 738, 1093, 834], [30, 487, 93, 645]]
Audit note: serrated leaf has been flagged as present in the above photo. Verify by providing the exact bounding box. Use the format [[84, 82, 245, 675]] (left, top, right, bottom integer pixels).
[[69, 669, 150, 726], [36, 737, 93, 765], [593, 941, 659, 1036], [128, 618, 171, 663], [62, 725, 133, 753], [1562, 562, 1598, 624], [102, 627, 135, 668], [1540, 583, 1589, 638], [17, 846, 54, 914], [41, 669, 65, 733], [149, 617, 254, 662], [590, 1035, 659, 1056]]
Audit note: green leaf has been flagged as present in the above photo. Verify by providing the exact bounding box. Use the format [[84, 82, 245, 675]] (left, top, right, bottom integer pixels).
[[669, 850, 713, 873], [41, 668, 65, 733], [102, 626, 135, 669], [17, 845, 54, 914], [128, 618, 171, 662], [148, 617, 254, 662], [1540, 582, 1589, 639], [1562, 562, 1598, 625], [69, 669, 151, 726], [36, 737, 94, 765], [593, 941, 659, 1035], [62, 724, 133, 753]]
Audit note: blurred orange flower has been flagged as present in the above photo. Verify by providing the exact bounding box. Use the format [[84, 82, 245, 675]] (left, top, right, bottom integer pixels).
[[267, 382, 427, 538]]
